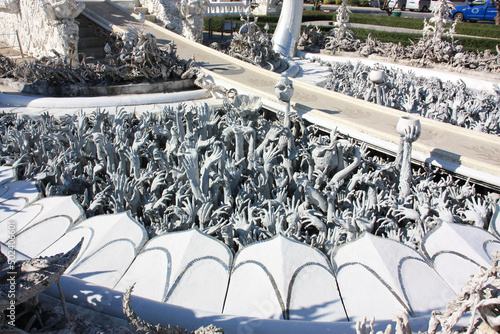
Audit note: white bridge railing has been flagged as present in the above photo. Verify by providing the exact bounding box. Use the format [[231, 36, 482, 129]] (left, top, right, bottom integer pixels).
[[206, 1, 250, 16]]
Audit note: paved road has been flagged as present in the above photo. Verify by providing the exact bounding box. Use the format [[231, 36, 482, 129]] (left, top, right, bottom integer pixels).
[[307, 3, 495, 22], [14, 0, 500, 188], [305, 4, 435, 19]]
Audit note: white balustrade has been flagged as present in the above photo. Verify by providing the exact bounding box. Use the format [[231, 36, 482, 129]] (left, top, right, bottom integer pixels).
[[206, 1, 249, 16]]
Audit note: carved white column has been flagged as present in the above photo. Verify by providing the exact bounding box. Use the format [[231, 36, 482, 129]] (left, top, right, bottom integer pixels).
[[272, 0, 303, 57]]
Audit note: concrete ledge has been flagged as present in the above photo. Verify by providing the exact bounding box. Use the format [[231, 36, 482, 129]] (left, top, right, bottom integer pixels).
[[282, 57, 301, 78], [0, 78, 197, 97], [0, 89, 212, 108]]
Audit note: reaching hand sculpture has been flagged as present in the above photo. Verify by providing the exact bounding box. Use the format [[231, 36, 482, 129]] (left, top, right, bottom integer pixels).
[[396, 116, 421, 200], [0, 89, 493, 257], [275, 74, 294, 128]]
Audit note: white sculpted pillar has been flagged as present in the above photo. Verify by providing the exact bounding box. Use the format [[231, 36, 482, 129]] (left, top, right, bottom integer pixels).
[[272, 0, 303, 57]]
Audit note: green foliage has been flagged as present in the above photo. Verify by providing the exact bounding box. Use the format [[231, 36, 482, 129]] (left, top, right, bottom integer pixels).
[[349, 27, 500, 52], [302, 10, 336, 21], [454, 21, 500, 39], [347, 13, 500, 38], [323, 0, 337, 4], [348, 13, 426, 29], [312, 25, 499, 52], [203, 10, 500, 42]]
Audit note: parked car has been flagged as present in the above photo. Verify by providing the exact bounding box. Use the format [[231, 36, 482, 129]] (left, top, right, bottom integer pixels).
[[450, 0, 497, 22], [407, 0, 431, 11], [384, 0, 407, 10], [430, 0, 470, 11]]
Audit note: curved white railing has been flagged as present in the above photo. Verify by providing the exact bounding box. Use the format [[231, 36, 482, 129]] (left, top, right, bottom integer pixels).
[[206, 1, 249, 16]]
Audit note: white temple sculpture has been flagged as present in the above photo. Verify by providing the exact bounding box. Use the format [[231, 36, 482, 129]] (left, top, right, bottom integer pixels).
[[252, 0, 280, 16], [275, 74, 294, 128], [272, 0, 303, 57], [179, 0, 210, 43], [137, 0, 182, 33], [138, 0, 209, 42], [0, 0, 84, 60], [395, 116, 421, 200], [423, 0, 456, 41]]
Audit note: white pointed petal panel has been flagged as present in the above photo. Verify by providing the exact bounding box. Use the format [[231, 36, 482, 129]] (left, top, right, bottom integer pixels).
[[115, 229, 232, 313], [0, 166, 14, 186], [423, 222, 500, 294], [0, 196, 84, 257], [333, 233, 455, 320], [38, 211, 148, 289], [0, 181, 40, 222], [223, 234, 346, 322]]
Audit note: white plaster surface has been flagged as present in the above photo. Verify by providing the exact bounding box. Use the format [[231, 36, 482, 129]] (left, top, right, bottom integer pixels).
[[333, 233, 455, 320], [0, 166, 14, 185], [39, 211, 148, 289], [0, 181, 39, 222], [0, 196, 84, 257], [272, 0, 303, 57], [115, 229, 232, 313], [223, 235, 346, 322], [423, 222, 500, 294], [0, 89, 213, 108], [292, 58, 332, 87], [0, 0, 82, 59]]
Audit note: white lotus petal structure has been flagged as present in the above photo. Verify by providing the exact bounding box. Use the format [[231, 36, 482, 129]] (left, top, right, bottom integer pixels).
[[223, 234, 346, 322], [3, 178, 500, 333], [115, 229, 232, 313], [0, 180, 40, 222], [0, 195, 84, 257], [423, 221, 500, 293], [0, 166, 14, 185], [333, 233, 456, 320], [39, 211, 148, 289]]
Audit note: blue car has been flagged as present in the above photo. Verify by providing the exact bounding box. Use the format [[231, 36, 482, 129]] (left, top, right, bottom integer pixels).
[[450, 0, 497, 22]]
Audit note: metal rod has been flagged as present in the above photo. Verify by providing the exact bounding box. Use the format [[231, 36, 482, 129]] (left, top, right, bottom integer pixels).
[[15, 30, 24, 58]]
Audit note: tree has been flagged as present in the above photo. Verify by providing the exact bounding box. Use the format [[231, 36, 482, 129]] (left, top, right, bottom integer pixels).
[[310, 0, 322, 10], [379, 0, 395, 16], [494, 0, 500, 25]]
